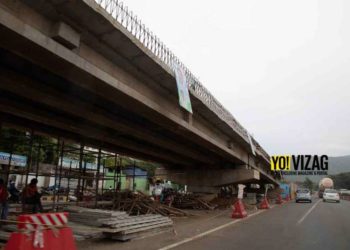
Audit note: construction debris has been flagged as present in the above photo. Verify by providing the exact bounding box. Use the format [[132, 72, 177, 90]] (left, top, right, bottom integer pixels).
[[172, 194, 216, 210], [102, 214, 173, 241], [67, 206, 129, 227], [209, 196, 237, 209], [66, 206, 173, 241], [113, 192, 190, 217]]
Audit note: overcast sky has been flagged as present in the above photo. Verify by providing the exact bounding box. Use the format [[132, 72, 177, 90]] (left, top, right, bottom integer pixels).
[[123, 0, 350, 156]]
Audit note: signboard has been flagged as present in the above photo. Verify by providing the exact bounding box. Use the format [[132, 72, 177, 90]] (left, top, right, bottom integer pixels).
[[174, 64, 193, 113], [59, 157, 98, 170], [247, 133, 256, 156], [0, 152, 27, 167]]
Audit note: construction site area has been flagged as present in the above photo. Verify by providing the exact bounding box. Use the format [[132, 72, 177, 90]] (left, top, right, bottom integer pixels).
[[0, 126, 286, 248], [0, 0, 288, 248], [0, 0, 319, 249]]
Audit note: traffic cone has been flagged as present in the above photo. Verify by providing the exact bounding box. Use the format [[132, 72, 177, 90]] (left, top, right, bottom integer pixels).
[[284, 194, 291, 202], [259, 197, 270, 209], [275, 194, 283, 204], [231, 199, 248, 218]]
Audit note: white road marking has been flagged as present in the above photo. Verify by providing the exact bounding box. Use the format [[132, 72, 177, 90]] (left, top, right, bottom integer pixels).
[[158, 208, 270, 250], [297, 199, 321, 225]]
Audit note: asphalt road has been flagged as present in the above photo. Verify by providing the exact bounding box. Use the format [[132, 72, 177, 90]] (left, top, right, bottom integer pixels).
[[167, 198, 350, 250]]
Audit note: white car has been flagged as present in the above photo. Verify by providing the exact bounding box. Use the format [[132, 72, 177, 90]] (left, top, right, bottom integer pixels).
[[323, 189, 340, 203], [296, 189, 312, 203]]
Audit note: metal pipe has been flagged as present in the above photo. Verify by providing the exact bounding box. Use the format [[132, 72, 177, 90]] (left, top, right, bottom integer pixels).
[[95, 148, 101, 208], [25, 130, 34, 185], [53, 137, 60, 211], [35, 140, 41, 179], [57, 141, 65, 208]]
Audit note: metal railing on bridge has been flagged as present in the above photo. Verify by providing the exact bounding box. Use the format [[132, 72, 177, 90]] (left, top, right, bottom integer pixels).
[[94, 0, 269, 161]]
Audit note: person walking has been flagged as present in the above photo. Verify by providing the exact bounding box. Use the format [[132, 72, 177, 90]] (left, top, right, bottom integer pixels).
[[0, 179, 9, 223]]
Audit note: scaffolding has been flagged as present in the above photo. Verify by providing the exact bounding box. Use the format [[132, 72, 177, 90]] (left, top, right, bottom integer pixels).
[[0, 124, 140, 212]]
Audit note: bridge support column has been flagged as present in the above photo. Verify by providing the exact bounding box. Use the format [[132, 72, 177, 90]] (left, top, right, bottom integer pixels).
[[156, 166, 260, 193]]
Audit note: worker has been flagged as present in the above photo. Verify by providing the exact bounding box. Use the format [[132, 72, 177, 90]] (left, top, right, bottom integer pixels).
[[0, 178, 9, 222], [22, 178, 43, 213], [153, 180, 163, 202], [8, 180, 20, 203]]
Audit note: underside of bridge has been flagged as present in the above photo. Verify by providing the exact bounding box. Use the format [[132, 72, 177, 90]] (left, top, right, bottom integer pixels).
[[0, 0, 280, 189], [0, 48, 227, 167]]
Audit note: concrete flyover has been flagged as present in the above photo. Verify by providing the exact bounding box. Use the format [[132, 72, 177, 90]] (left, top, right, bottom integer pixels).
[[0, 0, 279, 191]]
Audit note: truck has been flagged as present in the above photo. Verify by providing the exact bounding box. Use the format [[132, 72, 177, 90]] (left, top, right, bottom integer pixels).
[[318, 177, 334, 198]]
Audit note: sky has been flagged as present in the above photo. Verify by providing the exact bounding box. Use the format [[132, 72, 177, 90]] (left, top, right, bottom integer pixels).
[[123, 0, 350, 156]]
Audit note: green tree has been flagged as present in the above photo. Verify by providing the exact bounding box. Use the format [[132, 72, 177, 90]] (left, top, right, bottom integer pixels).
[[303, 177, 315, 191], [330, 172, 350, 189]]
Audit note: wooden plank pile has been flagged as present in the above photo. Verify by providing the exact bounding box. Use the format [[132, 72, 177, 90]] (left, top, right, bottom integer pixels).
[[209, 196, 237, 209], [114, 192, 190, 217], [172, 194, 216, 210]]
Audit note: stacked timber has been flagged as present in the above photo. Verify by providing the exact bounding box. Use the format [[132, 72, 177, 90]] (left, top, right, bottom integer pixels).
[[173, 194, 215, 210], [209, 196, 237, 209], [114, 192, 190, 217]]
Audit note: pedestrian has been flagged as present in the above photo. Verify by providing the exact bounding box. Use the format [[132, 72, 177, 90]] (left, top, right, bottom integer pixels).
[[8, 180, 20, 203], [153, 180, 163, 202], [0, 178, 9, 222], [22, 178, 43, 213]]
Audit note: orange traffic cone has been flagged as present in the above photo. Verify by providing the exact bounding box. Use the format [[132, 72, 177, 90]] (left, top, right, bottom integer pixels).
[[275, 194, 283, 204], [284, 194, 291, 202], [259, 197, 270, 209], [231, 199, 248, 218]]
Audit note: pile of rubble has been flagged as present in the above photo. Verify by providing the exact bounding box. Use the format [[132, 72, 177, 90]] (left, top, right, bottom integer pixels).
[[172, 194, 215, 210], [113, 192, 190, 217], [209, 197, 238, 209]]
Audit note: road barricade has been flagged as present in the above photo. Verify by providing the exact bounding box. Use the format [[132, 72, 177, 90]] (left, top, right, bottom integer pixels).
[[5, 212, 76, 250]]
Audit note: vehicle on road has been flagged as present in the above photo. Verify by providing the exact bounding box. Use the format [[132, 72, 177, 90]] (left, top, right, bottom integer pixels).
[[296, 189, 312, 203], [318, 177, 334, 198], [323, 189, 340, 203]]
